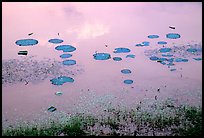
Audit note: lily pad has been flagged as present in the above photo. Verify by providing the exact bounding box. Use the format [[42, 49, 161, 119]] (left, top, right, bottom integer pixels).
[[126, 54, 135, 58], [148, 35, 159, 39], [60, 54, 72, 59], [48, 39, 63, 44], [121, 69, 131, 74], [159, 48, 172, 53], [149, 56, 159, 61], [55, 45, 76, 52], [113, 57, 122, 61], [124, 79, 133, 84], [186, 48, 197, 53], [114, 48, 130, 53], [166, 33, 181, 39], [62, 60, 76, 66], [50, 76, 74, 86], [93, 53, 111, 60], [158, 41, 167, 45], [16, 39, 38, 46], [193, 58, 202, 61]]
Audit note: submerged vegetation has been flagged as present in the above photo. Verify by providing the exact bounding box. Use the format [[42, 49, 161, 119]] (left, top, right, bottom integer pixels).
[[2, 100, 202, 136]]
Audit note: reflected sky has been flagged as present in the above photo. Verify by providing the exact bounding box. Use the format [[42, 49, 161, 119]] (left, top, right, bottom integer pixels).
[[2, 2, 202, 128]]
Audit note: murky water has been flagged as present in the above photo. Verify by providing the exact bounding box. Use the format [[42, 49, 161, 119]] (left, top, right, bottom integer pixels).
[[2, 2, 202, 129]]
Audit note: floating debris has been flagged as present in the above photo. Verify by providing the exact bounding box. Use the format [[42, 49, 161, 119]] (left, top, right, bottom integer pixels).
[[169, 26, 175, 29], [60, 54, 72, 59], [121, 69, 131, 74], [170, 68, 176, 71], [50, 76, 74, 86], [113, 57, 122, 61], [157, 88, 160, 92], [47, 106, 57, 112], [62, 60, 76, 66], [126, 54, 135, 58], [105, 45, 108, 47], [149, 56, 159, 61], [124, 79, 133, 84], [18, 51, 28, 55], [147, 35, 159, 39], [159, 48, 172, 53], [28, 33, 33, 36], [55, 45, 76, 52], [166, 33, 181, 39], [93, 53, 111, 60], [15, 39, 38, 46], [157, 41, 167, 45], [193, 58, 202, 61], [48, 39, 63, 44], [113, 48, 130, 53], [55, 92, 63, 96]]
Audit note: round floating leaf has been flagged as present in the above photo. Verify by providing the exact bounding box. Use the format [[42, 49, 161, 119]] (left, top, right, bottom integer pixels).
[[50, 76, 74, 86], [113, 57, 122, 61], [126, 54, 135, 58], [48, 39, 63, 44], [62, 60, 76, 66], [166, 33, 181, 39], [186, 48, 197, 53], [60, 54, 72, 59], [148, 35, 159, 39], [175, 58, 188, 62], [121, 69, 131, 74], [55, 45, 76, 52], [93, 53, 111, 60], [114, 48, 130, 53], [158, 41, 167, 45], [149, 56, 159, 61], [159, 48, 172, 53], [162, 54, 173, 57], [16, 39, 38, 46], [193, 58, 202, 61], [124, 79, 133, 84]]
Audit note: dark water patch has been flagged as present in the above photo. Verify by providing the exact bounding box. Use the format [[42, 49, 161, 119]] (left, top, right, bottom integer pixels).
[[113, 57, 122, 61], [50, 76, 74, 86], [126, 54, 135, 58], [193, 58, 202, 61], [60, 54, 72, 59], [93, 53, 111, 60], [47, 106, 57, 112], [170, 68, 176, 71], [148, 35, 159, 39], [55, 45, 76, 52], [18, 51, 28, 55], [62, 60, 76, 66], [149, 56, 159, 61], [48, 39, 63, 44], [158, 41, 167, 45], [113, 48, 130, 53], [15, 39, 38, 46], [121, 69, 131, 74], [166, 33, 181, 39], [159, 48, 172, 53], [124, 79, 133, 84]]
